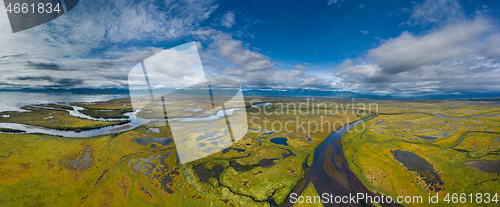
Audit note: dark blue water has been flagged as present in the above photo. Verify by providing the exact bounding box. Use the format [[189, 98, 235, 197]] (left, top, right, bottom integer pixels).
[[270, 137, 288, 146], [433, 114, 500, 119], [134, 137, 173, 146], [418, 135, 438, 140], [222, 148, 246, 154]]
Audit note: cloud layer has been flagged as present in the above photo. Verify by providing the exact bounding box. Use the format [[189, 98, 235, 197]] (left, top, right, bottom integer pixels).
[[337, 18, 500, 96], [0, 0, 216, 89], [198, 32, 339, 89]]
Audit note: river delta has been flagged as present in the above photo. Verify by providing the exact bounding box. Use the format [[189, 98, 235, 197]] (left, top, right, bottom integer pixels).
[[0, 96, 498, 206]]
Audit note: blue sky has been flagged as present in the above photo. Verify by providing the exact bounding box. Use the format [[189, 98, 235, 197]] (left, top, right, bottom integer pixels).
[[198, 0, 500, 70], [1, 0, 500, 96]]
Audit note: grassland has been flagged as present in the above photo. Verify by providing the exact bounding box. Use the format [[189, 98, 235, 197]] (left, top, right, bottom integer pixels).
[[0, 96, 364, 207], [343, 103, 500, 206], [292, 184, 323, 207], [0, 97, 498, 206]]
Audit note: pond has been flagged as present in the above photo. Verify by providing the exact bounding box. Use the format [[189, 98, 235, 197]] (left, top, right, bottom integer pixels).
[[193, 163, 225, 187], [269, 137, 288, 146], [221, 148, 246, 154], [391, 150, 444, 192], [418, 135, 438, 140], [229, 159, 278, 171], [465, 160, 500, 173], [432, 114, 500, 119], [134, 137, 173, 146]]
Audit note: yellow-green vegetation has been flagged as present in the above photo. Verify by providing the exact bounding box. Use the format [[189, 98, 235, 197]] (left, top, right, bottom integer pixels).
[[133, 95, 214, 119], [0, 124, 176, 206], [375, 100, 500, 117], [3, 96, 498, 207], [293, 183, 323, 207], [343, 110, 500, 206], [454, 132, 500, 158], [0, 96, 364, 207]]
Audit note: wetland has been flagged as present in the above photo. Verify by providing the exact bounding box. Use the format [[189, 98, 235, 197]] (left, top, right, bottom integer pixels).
[[0, 96, 499, 206]]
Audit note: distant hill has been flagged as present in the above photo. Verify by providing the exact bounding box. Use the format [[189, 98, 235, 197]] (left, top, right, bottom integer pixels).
[[0, 87, 498, 100]]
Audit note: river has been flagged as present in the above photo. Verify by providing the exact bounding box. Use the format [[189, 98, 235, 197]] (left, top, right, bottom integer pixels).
[[280, 112, 500, 207], [281, 115, 390, 207], [0, 99, 257, 137]]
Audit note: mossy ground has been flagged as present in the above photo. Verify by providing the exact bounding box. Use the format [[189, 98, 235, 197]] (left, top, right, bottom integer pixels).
[[343, 105, 500, 206], [0, 97, 361, 206], [1, 97, 499, 206]]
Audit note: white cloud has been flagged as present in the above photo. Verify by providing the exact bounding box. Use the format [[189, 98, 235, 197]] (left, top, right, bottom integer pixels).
[[367, 19, 491, 74], [201, 33, 337, 90], [331, 59, 355, 71], [360, 30, 369, 35], [481, 33, 500, 58], [0, 0, 217, 89], [209, 34, 274, 71], [294, 64, 310, 72], [337, 19, 500, 96], [407, 0, 464, 25], [220, 11, 236, 28], [327, 0, 345, 6], [357, 3, 365, 10]]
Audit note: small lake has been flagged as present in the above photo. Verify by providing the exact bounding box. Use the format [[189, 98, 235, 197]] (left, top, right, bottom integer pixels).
[[465, 160, 500, 173], [418, 135, 438, 140], [391, 150, 444, 192], [134, 137, 173, 146], [222, 148, 246, 154], [230, 159, 278, 171], [193, 163, 225, 186], [270, 137, 288, 146], [432, 114, 500, 119]]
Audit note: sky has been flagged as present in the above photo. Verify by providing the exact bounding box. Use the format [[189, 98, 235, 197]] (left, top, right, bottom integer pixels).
[[0, 0, 500, 97]]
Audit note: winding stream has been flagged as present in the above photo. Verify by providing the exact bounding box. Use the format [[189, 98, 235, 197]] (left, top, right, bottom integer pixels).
[[0, 102, 263, 137], [432, 114, 500, 119]]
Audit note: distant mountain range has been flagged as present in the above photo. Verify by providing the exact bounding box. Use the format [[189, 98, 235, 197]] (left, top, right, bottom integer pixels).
[[1, 88, 499, 100]]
